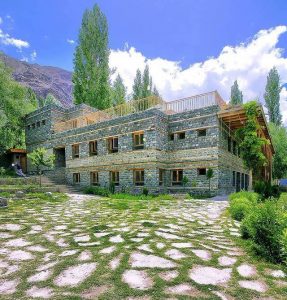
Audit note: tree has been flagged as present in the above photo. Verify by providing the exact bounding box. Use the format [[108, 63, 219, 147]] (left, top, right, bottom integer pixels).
[[132, 69, 142, 100], [27, 148, 55, 187], [230, 80, 243, 105], [111, 74, 126, 106], [269, 123, 287, 179], [38, 93, 61, 108], [73, 4, 111, 109], [142, 65, 152, 98], [206, 168, 214, 195], [0, 61, 37, 154], [264, 67, 282, 125], [235, 101, 268, 187]]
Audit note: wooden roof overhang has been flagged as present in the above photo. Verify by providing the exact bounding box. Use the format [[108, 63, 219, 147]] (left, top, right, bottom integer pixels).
[[7, 148, 27, 154], [217, 105, 275, 154]]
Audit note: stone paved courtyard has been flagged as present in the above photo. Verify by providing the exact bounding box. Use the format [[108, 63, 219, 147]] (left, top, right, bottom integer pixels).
[[0, 194, 286, 299]]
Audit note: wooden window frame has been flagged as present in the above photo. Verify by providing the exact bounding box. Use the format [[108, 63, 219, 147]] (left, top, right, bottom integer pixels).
[[177, 132, 185, 140], [107, 137, 119, 153], [159, 169, 165, 186], [133, 131, 144, 150], [73, 173, 80, 184], [89, 140, 98, 156], [198, 129, 207, 137], [110, 171, 119, 186], [197, 168, 207, 176], [133, 169, 144, 186], [90, 171, 99, 186], [72, 144, 80, 159], [171, 169, 183, 186]]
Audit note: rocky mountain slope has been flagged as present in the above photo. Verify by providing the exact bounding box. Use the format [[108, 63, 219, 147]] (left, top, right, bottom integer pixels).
[[0, 53, 73, 107]]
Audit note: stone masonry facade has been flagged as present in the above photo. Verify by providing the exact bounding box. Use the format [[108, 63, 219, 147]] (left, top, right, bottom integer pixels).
[[25, 99, 249, 195]]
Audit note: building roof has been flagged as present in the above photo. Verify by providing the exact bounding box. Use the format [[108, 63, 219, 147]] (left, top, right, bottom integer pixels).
[[8, 148, 27, 154]]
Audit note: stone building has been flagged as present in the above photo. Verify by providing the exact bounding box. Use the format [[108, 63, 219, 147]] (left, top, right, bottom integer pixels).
[[25, 91, 273, 195]]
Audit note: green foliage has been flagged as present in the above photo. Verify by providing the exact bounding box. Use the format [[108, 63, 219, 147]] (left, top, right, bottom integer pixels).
[[240, 201, 287, 263], [264, 67, 282, 125], [0, 167, 6, 177], [0, 60, 37, 154], [111, 74, 126, 106], [254, 180, 281, 200], [27, 148, 55, 187], [38, 93, 61, 108], [235, 101, 268, 174], [230, 80, 243, 105], [142, 187, 149, 196], [73, 4, 111, 109], [109, 181, 115, 194], [229, 191, 259, 203], [229, 197, 253, 221], [132, 65, 160, 100], [83, 186, 110, 197], [182, 176, 189, 187], [269, 123, 287, 179], [206, 168, 214, 194]]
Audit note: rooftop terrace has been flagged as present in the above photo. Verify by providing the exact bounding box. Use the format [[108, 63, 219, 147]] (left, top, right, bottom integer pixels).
[[53, 91, 226, 133]]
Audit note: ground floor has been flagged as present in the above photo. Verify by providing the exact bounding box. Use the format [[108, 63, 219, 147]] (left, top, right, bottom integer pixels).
[[0, 194, 286, 299]]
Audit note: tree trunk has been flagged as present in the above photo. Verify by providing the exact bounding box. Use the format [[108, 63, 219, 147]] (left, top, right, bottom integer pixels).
[[249, 170, 253, 191]]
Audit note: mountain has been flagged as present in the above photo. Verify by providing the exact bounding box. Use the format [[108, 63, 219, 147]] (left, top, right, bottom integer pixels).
[[0, 52, 73, 107]]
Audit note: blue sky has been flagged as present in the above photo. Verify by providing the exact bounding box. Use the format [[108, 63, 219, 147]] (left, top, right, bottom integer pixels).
[[0, 0, 286, 70], [0, 0, 287, 123]]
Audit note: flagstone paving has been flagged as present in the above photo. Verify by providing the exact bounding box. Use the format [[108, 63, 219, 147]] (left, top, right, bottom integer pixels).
[[0, 193, 286, 299]]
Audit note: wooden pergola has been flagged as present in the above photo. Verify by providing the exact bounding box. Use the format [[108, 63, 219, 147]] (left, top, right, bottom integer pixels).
[[218, 104, 274, 182]]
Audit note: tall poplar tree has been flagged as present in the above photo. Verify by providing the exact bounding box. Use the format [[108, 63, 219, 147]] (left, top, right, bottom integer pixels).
[[230, 80, 243, 105], [73, 4, 111, 109], [142, 65, 152, 98], [111, 74, 126, 106], [264, 67, 282, 125], [132, 69, 142, 100]]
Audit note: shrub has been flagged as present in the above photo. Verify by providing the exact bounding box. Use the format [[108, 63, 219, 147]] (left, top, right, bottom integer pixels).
[[0, 167, 6, 177], [182, 176, 189, 187], [240, 201, 286, 262], [109, 182, 115, 194], [229, 197, 253, 221], [229, 191, 259, 204], [142, 187, 149, 196], [254, 180, 281, 199], [83, 186, 110, 197]]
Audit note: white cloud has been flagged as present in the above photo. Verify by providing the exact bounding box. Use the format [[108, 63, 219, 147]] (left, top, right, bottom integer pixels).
[[109, 26, 287, 124], [20, 56, 28, 62], [30, 50, 37, 61], [0, 28, 29, 49], [67, 39, 75, 45]]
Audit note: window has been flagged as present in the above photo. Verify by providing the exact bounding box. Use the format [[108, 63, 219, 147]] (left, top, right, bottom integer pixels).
[[36, 121, 40, 127], [245, 174, 249, 190], [172, 169, 183, 185], [89, 141, 97, 156], [134, 169, 144, 186], [32, 123, 35, 129], [228, 137, 231, 152], [72, 120, 78, 129], [72, 144, 79, 159], [73, 173, 80, 184], [198, 129, 207, 137], [198, 168, 206, 175], [133, 131, 144, 150], [177, 132, 185, 140], [110, 171, 119, 186], [108, 137, 118, 153], [42, 120, 46, 126], [241, 173, 245, 190], [233, 141, 237, 155], [27, 125, 31, 130], [159, 169, 165, 186], [169, 133, 175, 141], [232, 171, 236, 187], [90, 172, 99, 186]]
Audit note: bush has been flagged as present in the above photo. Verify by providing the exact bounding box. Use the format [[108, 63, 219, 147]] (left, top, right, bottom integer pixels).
[[229, 197, 253, 221], [142, 187, 149, 196], [229, 191, 259, 204], [240, 201, 286, 262], [0, 167, 6, 177], [254, 180, 281, 199], [109, 182, 115, 194], [83, 186, 110, 197]]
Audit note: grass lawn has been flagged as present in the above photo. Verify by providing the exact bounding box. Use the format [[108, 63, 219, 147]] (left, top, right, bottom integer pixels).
[[0, 193, 286, 299]]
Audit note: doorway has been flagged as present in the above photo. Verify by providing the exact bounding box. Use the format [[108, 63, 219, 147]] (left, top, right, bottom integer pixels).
[[54, 147, 66, 167]]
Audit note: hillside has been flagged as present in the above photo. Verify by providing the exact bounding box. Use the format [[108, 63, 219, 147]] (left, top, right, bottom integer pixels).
[[0, 53, 73, 107]]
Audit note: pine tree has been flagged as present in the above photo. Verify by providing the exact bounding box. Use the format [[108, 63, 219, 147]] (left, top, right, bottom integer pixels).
[[73, 4, 111, 109], [142, 65, 152, 98], [264, 67, 282, 125], [111, 74, 126, 106], [132, 69, 142, 100], [230, 80, 243, 105]]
